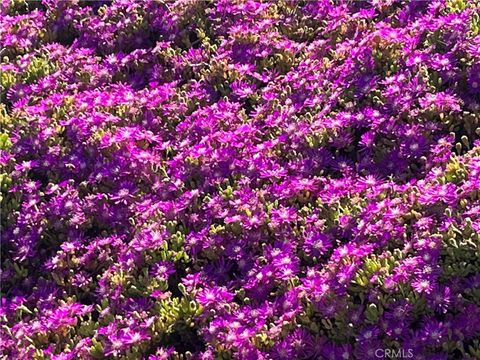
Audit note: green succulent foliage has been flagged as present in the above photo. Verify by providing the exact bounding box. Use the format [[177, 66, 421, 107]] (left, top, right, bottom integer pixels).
[[471, 11, 480, 35], [0, 105, 15, 220], [1, 55, 56, 92]]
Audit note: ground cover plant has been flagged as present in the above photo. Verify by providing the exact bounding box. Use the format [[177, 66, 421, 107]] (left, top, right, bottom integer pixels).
[[1, 0, 480, 359]]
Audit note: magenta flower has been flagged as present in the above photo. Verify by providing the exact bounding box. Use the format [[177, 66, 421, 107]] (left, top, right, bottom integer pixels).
[[2, 1, 480, 359], [197, 286, 234, 308]]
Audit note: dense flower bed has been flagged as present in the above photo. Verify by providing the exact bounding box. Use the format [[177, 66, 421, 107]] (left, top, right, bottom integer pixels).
[[1, 0, 480, 359]]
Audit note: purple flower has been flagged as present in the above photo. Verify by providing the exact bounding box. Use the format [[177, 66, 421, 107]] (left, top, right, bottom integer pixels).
[[197, 286, 234, 309], [304, 232, 332, 258], [2, 1, 480, 358], [120, 328, 150, 345], [150, 261, 175, 281]]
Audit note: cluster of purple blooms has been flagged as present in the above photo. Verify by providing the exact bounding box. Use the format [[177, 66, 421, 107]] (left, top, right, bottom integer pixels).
[[1, 0, 480, 359]]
